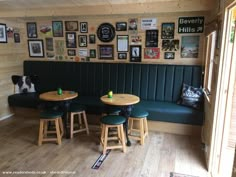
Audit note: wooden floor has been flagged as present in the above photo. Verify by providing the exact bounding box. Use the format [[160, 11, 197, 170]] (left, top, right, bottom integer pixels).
[[0, 114, 209, 177]]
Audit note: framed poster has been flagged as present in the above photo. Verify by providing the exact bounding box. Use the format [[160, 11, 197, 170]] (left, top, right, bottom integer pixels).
[[144, 48, 160, 59], [89, 34, 96, 44], [131, 35, 142, 45], [90, 49, 96, 58], [14, 33, 20, 43], [162, 40, 179, 51], [45, 38, 53, 51], [181, 36, 200, 58], [28, 40, 44, 57], [118, 53, 127, 60], [164, 52, 175, 59], [130, 45, 141, 62], [67, 49, 76, 56], [145, 30, 158, 47], [65, 32, 76, 48], [65, 21, 78, 31], [39, 22, 52, 36], [98, 45, 114, 60], [116, 22, 127, 31], [97, 23, 115, 42], [78, 35, 87, 47], [161, 23, 175, 39], [128, 18, 138, 33], [80, 22, 88, 33], [117, 35, 128, 52], [0, 23, 7, 43], [52, 21, 63, 37], [27, 22, 37, 38]]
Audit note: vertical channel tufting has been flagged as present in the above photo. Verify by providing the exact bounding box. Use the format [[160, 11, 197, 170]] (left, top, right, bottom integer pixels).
[[110, 64, 118, 93], [94, 63, 103, 96], [102, 63, 110, 95], [192, 66, 202, 87], [183, 66, 193, 85], [164, 66, 175, 102], [87, 63, 95, 96], [173, 66, 184, 102], [140, 64, 149, 100], [132, 64, 141, 96], [156, 65, 166, 101], [117, 64, 126, 93], [147, 65, 157, 101], [125, 64, 133, 94]]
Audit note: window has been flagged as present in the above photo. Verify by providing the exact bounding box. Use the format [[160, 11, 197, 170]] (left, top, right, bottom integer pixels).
[[204, 31, 217, 101]]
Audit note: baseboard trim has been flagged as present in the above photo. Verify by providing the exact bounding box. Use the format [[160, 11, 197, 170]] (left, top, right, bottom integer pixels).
[[0, 113, 14, 121]]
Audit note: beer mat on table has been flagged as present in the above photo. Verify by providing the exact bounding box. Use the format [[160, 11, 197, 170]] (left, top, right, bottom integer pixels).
[[91, 150, 111, 169], [170, 172, 199, 177]]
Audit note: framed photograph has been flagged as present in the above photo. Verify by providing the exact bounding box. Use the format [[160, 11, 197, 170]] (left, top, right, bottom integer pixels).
[[145, 30, 158, 47], [65, 21, 78, 31], [144, 48, 160, 59], [52, 21, 63, 37], [130, 45, 141, 62], [27, 22, 37, 38], [131, 35, 142, 45], [128, 18, 138, 33], [65, 32, 76, 48], [181, 36, 200, 58], [45, 38, 53, 51], [117, 35, 129, 52], [28, 40, 44, 57], [98, 45, 114, 60], [162, 39, 179, 51], [0, 24, 7, 43], [161, 23, 175, 39], [80, 22, 88, 33], [89, 34, 96, 44], [164, 52, 175, 59], [67, 49, 76, 56], [118, 53, 127, 60], [116, 22, 127, 31], [90, 49, 96, 58], [14, 33, 20, 43], [78, 35, 87, 47]]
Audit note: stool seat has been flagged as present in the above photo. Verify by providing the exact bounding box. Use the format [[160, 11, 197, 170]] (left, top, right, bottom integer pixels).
[[101, 115, 126, 125], [130, 109, 149, 118], [69, 104, 86, 112], [40, 111, 63, 119]]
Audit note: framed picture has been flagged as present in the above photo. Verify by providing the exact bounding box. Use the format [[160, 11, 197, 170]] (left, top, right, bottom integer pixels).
[[118, 53, 127, 59], [80, 22, 88, 33], [14, 33, 20, 43], [28, 40, 44, 57], [98, 45, 114, 60], [128, 18, 138, 33], [78, 35, 87, 47], [45, 38, 53, 51], [162, 39, 179, 51], [145, 30, 158, 47], [27, 22, 37, 38], [89, 34, 96, 44], [52, 21, 63, 37], [164, 52, 175, 59], [65, 21, 78, 31], [67, 49, 76, 56], [65, 32, 76, 48], [116, 22, 127, 31], [90, 49, 96, 58], [181, 36, 200, 58], [117, 35, 128, 52], [161, 23, 175, 39], [130, 45, 141, 62], [0, 23, 7, 43], [144, 48, 160, 59]]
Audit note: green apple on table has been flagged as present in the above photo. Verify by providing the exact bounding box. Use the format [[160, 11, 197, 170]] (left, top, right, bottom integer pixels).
[[108, 90, 113, 98]]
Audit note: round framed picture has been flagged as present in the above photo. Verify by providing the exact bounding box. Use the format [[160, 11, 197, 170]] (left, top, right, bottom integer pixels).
[[97, 23, 115, 43]]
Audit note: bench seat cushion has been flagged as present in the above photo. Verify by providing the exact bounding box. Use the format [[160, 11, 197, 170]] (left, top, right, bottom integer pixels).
[[134, 101, 203, 125]]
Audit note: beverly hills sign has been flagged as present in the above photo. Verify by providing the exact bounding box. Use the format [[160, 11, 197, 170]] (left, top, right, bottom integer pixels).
[[178, 16, 204, 33]]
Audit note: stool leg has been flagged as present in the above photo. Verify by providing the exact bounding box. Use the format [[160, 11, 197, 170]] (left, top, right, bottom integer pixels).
[[78, 113, 82, 129], [140, 119, 144, 145], [129, 118, 133, 134], [59, 118, 64, 137], [38, 120, 44, 146], [144, 118, 148, 136], [120, 125, 126, 153], [70, 113, 74, 139], [55, 119, 62, 145], [103, 126, 109, 155], [43, 120, 48, 138], [82, 111, 89, 135], [100, 124, 105, 145]]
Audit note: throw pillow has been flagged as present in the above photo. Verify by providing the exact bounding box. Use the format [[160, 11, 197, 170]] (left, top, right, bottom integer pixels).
[[178, 83, 203, 109], [12, 75, 36, 94]]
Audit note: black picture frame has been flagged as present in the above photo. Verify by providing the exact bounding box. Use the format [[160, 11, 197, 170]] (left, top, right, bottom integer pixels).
[[98, 45, 114, 60], [116, 22, 127, 31], [65, 32, 77, 48], [78, 35, 87, 47], [80, 22, 88, 33], [118, 53, 127, 60], [89, 34, 96, 44], [67, 49, 76, 56], [130, 45, 141, 62], [0, 23, 7, 43], [161, 23, 175, 39], [65, 21, 78, 31], [52, 21, 63, 37], [97, 23, 115, 42], [164, 52, 175, 59], [28, 39, 44, 58], [145, 30, 158, 47], [90, 49, 96, 58], [14, 33, 20, 43], [45, 38, 53, 51], [27, 22, 37, 38]]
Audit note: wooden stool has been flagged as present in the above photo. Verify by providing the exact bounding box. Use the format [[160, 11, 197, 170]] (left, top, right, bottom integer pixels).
[[69, 104, 89, 139], [128, 109, 149, 145], [100, 115, 126, 155], [38, 111, 64, 146]]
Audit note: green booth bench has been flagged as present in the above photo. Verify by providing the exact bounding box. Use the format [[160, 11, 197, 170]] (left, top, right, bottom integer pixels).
[[8, 60, 204, 129]]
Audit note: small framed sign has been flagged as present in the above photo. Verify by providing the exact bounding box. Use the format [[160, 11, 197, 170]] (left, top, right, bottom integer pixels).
[[65, 21, 78, 31], [117, 35, 129, 52], [65, 32, 76, 48], [27, 22, 37, 38], [80, 22, 88, 33], [98, 45, 114, 60], [97, 23, 115, 42], [89, 34, 96, 44], [28, 40, 44, 57], [78, 35, 87, 47], [0, 23, 7, 43], [14, 33, 20, 43], [161, 23, 175, 39], [68, 49, 76, 56], [130, 45, 141, 62], [178, 17, 204, 33], [118, 53, 127, 59], [52, 21, 63, 37], [116, 22, 127, 31], [145, 30, 158, 47], [90, 49, 96, 58]]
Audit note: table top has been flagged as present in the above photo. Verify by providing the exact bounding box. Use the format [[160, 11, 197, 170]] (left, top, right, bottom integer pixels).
[[39, 91, 78, 101], [100, 93, 140, 106]]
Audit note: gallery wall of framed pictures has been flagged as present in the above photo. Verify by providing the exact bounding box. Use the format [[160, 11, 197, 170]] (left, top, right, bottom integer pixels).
[[17, 14, 204, 64]]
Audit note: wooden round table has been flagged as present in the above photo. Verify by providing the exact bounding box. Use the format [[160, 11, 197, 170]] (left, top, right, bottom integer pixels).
[[100, 93, 140, 146], [39, 90, 78, 138]]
